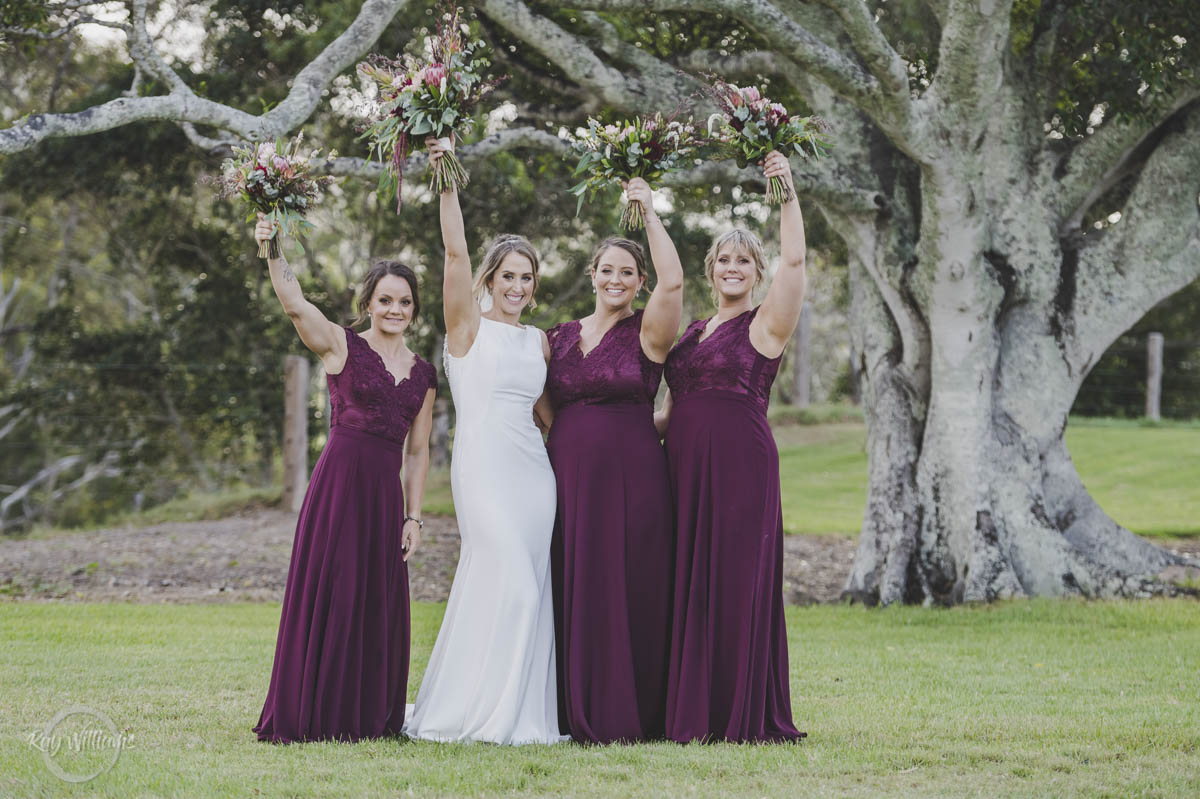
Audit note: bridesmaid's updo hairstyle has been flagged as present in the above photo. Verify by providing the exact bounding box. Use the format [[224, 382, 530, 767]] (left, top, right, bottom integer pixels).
[[703, 228, 768, 304], [586, 237, 648, 281], [473, 234, 542, 309], [355, 260, 421, 325]]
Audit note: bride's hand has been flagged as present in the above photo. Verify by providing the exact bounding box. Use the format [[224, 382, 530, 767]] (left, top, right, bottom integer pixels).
[[402, 519, 422, 561], [623, 178, 656, 221]]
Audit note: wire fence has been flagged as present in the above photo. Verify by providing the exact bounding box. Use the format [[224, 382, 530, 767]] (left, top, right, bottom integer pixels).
[[1073, 338, 1200, 420]]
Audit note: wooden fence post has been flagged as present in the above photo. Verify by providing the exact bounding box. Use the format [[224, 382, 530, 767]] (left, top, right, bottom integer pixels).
[[282, 354, 309, 513], [1145, 332, 1163, 421], [791, 302, 812, 408]]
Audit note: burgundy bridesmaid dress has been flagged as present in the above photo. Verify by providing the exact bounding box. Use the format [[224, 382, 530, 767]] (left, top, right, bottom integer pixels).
[[546, 310, 674, 743], [662, 307, 803, 743], [254, 326, 436, 743]]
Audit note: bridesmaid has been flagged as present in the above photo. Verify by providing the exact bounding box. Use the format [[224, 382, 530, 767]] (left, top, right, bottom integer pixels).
[[546, 178, 683, 744], [656, 151, 807, 743], [252, 215, 437, 743]]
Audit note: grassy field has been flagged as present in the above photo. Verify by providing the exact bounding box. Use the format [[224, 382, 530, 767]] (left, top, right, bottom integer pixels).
[[776, 416, 1200, 537], [2, 600, 1198, 798], [1065, 419, 1200, 538]]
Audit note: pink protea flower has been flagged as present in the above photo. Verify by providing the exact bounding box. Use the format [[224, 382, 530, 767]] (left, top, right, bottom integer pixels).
[[424, 63, 447, 88], [742, 86, 761, 104]]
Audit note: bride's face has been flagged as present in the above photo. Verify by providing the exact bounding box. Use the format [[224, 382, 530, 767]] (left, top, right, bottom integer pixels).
[[489, 252, 536, 314]]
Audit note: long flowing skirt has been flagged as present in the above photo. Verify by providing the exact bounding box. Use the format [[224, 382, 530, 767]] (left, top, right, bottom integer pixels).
[[254, 426, 410, 743], [663, 390, 803, 743], [548, 402, 673, 743]]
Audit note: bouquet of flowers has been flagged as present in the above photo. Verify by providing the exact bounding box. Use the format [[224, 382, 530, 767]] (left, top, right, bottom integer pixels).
[[357, 4, 502, 212], [215, 132, 335, 259], [706, 79, 831, 204], [568, 114, 704, 230]]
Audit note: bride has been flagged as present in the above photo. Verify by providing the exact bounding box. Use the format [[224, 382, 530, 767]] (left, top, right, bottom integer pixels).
[[403, 137, 565, 745]]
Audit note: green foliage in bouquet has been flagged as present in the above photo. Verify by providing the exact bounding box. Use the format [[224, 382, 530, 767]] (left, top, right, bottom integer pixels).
[[706, 79, 832, 204], [215, 132, 335, 259], [357, 3, 503, 212], [568, 114, 705, 230]]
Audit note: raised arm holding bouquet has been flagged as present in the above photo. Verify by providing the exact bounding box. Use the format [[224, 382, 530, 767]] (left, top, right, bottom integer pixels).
[[706, 79, 831, 204], [358, 4, 502, 212], [216, 132, 334, 260], [568, 114, 704, 230]]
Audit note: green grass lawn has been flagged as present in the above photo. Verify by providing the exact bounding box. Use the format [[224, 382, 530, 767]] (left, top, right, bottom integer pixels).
[[1066, 419, 1200, 538], [776, 417, 1200, 537], [1, 601, 1198, 798]]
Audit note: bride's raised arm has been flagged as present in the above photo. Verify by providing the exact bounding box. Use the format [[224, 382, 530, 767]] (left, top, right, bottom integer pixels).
[[429, 137, 481, 358]]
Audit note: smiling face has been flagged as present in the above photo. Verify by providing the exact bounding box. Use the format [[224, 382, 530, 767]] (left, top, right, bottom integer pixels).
[[710, 244, 758, 302], [704, 229, 767, 307], [591, 246, 645, 312], [367, 274, 415, 335], [488, 251, 537, 315]]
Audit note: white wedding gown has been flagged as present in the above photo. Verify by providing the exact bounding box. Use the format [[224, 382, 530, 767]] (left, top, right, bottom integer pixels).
[[404, 316, 566, 745]]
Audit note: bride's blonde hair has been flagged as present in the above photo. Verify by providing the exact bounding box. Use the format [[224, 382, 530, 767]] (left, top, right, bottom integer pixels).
[[473, 234, 542, 309]]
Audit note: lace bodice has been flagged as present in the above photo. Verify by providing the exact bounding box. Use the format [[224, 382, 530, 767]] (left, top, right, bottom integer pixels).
[[327, 327, 436, 445], [546, 310, 664, 409], [664, 307, 781, 409]]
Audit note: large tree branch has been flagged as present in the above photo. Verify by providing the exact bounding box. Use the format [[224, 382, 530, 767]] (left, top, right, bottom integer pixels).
[[559, 0, 876, 100], [809, 0, 909, 95], [1054, 85, 1200, 236], [128, 0, 188, 95], [2, 0, 128, 40], [1067, 103, 1200, 374], [0, 94, 261, 155], [927, 0, 1014, 120], [477, 0, 694, 111], [2, 14, 127, 40], [0, 0, 411, 155], [563, 0, 926, 155]]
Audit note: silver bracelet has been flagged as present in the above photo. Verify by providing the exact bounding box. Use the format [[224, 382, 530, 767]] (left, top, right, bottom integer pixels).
[[403, 515, 423, 529]]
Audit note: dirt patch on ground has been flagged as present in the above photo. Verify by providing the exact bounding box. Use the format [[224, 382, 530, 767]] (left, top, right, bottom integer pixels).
[[2, 510, 1195, 604], [0, 509, 863, 604]]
